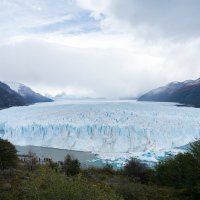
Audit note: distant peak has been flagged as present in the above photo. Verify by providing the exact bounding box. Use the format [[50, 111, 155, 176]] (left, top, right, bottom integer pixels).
[[195, 77, 200, 82], [3, 81, 25, 92], [167, 81, 180, 86]]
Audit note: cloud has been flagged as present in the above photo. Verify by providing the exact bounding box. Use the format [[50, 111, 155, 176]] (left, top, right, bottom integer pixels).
[[0, 0, 200, 97], [0, 37, 161, 97], [78, 0, 200, 40], [1, 35, 200, 98], [0, 0, 99, 43]]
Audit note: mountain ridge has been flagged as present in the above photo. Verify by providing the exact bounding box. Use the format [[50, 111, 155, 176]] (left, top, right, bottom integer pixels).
[[5, 82, 53, 104], [0, 82, 25, 109], [0, 81, 53, 109], [138, 78, 200, 107]]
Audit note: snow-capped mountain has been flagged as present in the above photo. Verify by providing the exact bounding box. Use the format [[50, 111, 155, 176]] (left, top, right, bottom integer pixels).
[[5, 82, 53, 104], [0, 82, 25, 109], [138, 78, 200, 107]]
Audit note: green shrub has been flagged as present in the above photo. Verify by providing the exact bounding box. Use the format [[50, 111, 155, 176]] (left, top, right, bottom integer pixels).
[[25, 166, 123, 200], [155, 153, 198, 188], [102, 163, 116, 174], [24, 151, 38, 171], [190, 140, 200, 163], [123, 158, 150, 183], [154, 140, 200, 199], [0, 139, 18, 169], [63, 154, 81, 176], [116, 183, 147, 200], [47, 160, 59, 172], [143, 185, 179, 200]]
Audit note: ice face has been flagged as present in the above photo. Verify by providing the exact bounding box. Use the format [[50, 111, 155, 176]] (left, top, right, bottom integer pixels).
[[0, 100, 199, 162]]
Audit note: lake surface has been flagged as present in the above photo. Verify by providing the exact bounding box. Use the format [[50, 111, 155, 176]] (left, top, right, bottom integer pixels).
[[16, 145, 122, 168]]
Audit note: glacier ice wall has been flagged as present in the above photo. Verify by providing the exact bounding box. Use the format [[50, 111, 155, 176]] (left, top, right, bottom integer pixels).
[[0, 100, 200, 155]]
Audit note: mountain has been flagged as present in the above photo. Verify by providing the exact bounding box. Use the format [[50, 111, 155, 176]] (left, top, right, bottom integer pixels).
[[5, 82, 53, 104], [138, 78, 200, 107], [0, 82, 25, 109]]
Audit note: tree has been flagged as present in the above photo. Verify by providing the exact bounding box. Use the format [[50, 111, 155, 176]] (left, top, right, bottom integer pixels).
[[123, 158, 150, 183], [0, 139, 18, 169], [102, 163, 115, 174], [190, 140, 200, 163], [24, 151, 38, 171], [63, 155, 80, 176], [155, 153, 197, 188], [154, 140, 200, 199]]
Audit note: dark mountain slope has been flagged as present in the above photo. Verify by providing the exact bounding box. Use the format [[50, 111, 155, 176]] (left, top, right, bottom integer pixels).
[[5, 82, 53, 104], [170, 84, 200, 107], [0, 82, 25, 109], [138, 78, 200, 107]]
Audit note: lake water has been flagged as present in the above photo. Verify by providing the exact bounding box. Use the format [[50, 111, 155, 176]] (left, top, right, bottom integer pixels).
[[16, 145, 120, 168]]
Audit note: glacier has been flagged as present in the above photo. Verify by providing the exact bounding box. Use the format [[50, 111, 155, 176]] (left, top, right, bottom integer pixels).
[[0, 100, 200, 164]]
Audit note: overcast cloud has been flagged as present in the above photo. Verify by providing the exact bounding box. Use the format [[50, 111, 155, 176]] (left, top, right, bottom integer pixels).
[[0, 0, 200, 97]]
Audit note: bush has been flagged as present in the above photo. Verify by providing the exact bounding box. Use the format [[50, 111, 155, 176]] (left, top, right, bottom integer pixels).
[[143, 185, 179, 200], [24, 151, 38, 171], [123, 158, 151, 183], [155, 153, 198, 188], [154, 140, 200, 199], [63, 155, 81, 176], [116, 183, 147, 200], [0, 139, 18, 169], [190, 140, 200, 162], [25, 166, 123, 200], [102, 163, 115, 174], [47, 160, 59, 172]]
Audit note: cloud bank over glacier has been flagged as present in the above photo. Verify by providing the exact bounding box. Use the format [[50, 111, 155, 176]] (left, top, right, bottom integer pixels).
[[1, 0, 200, 97]]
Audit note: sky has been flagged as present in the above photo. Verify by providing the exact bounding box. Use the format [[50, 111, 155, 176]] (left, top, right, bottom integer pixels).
[[1, 0, 200, 98]]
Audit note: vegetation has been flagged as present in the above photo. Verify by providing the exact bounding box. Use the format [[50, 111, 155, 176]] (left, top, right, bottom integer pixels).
[[24, 166, 122, 200], [0, 139, 18, 169], [63, 154, 81, 176], [1, 139, 200, 199], [123, 158, 154, 183], [154, 140, 200, 199]]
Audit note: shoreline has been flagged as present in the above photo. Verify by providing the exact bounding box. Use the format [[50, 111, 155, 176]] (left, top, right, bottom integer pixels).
[[16, 144, 94, 154], [15, 145, 98, 166]]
